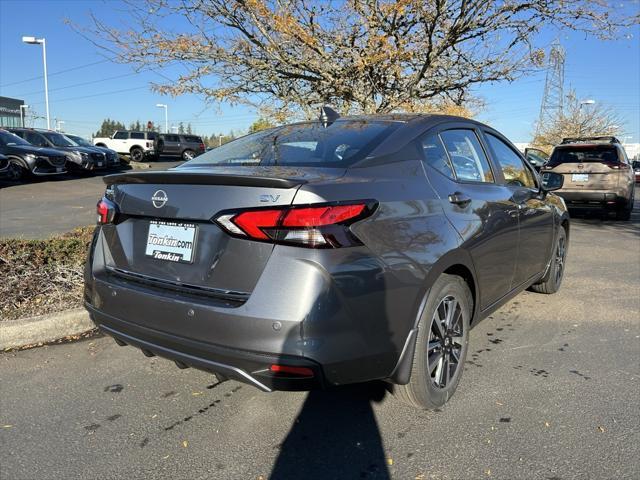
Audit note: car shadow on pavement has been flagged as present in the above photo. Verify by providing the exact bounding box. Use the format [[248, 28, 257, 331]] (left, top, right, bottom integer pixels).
[[569, 207, 639, 237], [270, 382, 391, 480]]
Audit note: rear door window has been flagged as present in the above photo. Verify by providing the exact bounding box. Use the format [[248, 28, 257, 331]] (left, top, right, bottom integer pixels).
[[164, 135, 180, 143], [25, 132, 47, 147], [439, 129, 494, 183], [485, 133, 536, 188], [183, 135, 201, 143], [419, 132, 455, 179], [130, 132, 145, 140]]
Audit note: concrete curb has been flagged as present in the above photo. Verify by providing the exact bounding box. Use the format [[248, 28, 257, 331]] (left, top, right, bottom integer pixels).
[[0, 308, 94, 350]]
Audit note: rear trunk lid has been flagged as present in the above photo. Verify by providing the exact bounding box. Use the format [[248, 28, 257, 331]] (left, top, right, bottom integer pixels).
[[99, 167, 345, 297]]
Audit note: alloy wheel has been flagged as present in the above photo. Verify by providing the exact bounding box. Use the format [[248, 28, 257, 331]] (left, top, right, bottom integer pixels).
[[427, 295, 464, 389]]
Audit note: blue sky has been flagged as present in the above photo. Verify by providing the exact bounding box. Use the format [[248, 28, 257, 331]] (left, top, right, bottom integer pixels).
[[1, 0, 638, 143]]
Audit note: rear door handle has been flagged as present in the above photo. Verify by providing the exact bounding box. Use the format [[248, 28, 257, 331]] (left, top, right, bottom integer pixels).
[[448, 192, 472, 207]]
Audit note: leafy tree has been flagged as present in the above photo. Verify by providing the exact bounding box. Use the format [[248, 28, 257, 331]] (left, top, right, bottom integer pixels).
[[532, 91, 624, 152], [248, 118, 276, 133], [95, 118, 126, 137], [186, 123, 193, 134], [178, 122, 185, 134], [83, 1, 637, 117]]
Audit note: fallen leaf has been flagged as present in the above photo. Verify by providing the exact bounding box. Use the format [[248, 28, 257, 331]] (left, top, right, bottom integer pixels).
[[387, 458, 393, 466], [544, 421, 551, 428], [162, 455, 170, 459], [495, 401, 503, 406], [257, 476, 265, 480], [182, 440, 189, 448], [2, 425, 13, 428], [485, 468, 491, 476], [192, 392, 203, 396], [597, 426, 605, 433], [415, 474, 425, 480]]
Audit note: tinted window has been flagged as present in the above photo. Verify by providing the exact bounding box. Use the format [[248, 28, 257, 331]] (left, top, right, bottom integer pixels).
[[183, 120, 399, 168], [130, 132, 145, 139], [146, 132, 157, 140], [183, 135, 201, 143], [42, 132, 75, 147], [66, 135, 91, 147], [113, 131, 128, 139], [439, 130, 494, 182], [25, 132, 47, 147], [0, 130, 30, 146], [550, 146, 619, 164], [486, 134, 535, 188], [164, 135, 180, 143], [419, 132, 454, 178]]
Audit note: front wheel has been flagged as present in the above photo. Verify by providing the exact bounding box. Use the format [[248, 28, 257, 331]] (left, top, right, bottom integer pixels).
[[6, 160, 27, 181], [530, 227, 567, 294], [393, 274, 472, 410], [129, 147, 144, 162]]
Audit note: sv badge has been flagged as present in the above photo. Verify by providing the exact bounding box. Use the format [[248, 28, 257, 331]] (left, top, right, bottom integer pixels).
[[260, 194, 281, 203]]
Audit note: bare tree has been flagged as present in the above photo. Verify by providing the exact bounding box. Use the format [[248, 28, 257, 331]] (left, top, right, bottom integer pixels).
[[75, 0, 637, 117], [532, 90, 625, 152]]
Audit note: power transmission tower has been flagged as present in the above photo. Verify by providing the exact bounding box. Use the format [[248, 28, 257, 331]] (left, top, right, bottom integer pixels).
[[535, 41, 566, 137]]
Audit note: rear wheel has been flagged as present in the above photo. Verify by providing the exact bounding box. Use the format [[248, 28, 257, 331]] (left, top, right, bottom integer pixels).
[[393, 274, 471, 410], [615, 194, 633, 221], [530, 227, 567, 294], [182, 149, 196, 161], [130, 147, 144, 162]]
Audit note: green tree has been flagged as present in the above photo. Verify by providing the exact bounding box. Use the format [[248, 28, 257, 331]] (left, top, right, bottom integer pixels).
[[178, 122, 185, 134], [186, 123, 193, 134], [95, 118, 127, 137]]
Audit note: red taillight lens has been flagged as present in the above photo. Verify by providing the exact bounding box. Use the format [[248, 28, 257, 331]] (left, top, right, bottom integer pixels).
[[215, 202, 375, 248], [96, 198, 116, 225], [233, 209, 283, 240]]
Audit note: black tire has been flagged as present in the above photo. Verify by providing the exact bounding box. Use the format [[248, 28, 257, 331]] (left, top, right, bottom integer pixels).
[[6, 160, 27, 181], [129, 147, 144, 162], [393, 274, 472, 410], [615, 195, 633, 221], [530, 227, 567, 294], [181, 149, 196, 161]]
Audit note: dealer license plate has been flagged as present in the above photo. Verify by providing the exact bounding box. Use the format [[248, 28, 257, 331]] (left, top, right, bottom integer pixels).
[[145, 221, 197, 263]]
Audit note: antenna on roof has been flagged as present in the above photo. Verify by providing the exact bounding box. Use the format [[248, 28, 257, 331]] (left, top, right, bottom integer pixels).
[[319, 106, 340, 128]]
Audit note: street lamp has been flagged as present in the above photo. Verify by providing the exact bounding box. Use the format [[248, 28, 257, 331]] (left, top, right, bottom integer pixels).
[[19, 104, 29, 127], [55, 119, 65, 132], [22, 36, 50, 130], [156, 103, 168, 133], [579, 99, 595, 108]]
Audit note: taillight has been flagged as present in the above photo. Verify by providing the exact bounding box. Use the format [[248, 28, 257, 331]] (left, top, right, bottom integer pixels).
[[215, 201, 375, 248], [199, 143, 205, 151], [96, 198, 117, 225]]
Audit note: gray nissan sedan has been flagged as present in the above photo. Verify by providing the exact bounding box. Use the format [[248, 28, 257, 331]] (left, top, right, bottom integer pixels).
[[84, 112, 569, 410]]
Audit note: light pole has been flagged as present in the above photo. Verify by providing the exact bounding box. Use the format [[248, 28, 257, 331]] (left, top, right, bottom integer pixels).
[[577, 100, 595, 136], [156, 104, 168, 133], [218, 134, 223, 147], [55, 119, 64, 132], [579, 99, 595, 109], [22, 36, 50, 130], [19, 104, 29, 127]]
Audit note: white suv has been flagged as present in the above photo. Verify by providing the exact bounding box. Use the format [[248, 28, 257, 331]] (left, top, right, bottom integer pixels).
[[93, 131, 156, 162]]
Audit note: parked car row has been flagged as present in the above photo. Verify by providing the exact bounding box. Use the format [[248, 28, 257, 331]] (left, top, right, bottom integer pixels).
[[93, 130, 206, 161], [0, 128, 120, 181]]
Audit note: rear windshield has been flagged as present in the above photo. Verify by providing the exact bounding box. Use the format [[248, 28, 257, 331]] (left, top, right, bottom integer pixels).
[[181, 120, 399, 168], [550, 146, 620, 164], [183, 135, 202, 143]]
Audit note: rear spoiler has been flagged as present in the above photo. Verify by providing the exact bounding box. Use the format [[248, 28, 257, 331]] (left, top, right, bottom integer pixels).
[[103, 170, 306, 189]]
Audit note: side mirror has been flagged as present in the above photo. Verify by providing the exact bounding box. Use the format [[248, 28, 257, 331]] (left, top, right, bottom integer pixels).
[[541, 172, 563, 192]]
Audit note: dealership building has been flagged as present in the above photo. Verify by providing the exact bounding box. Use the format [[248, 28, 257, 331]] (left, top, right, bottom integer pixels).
[[0, 96, 25, 128]]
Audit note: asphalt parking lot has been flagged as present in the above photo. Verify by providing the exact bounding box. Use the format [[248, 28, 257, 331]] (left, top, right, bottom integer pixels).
[[1, 190, 638, 479], [0, 159, 182, 239]]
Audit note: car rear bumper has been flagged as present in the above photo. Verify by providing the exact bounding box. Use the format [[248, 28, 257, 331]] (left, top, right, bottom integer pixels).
[[556, 190, 629, 208], [86, 303, 322, 391], [84, 229, 412, 390]]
